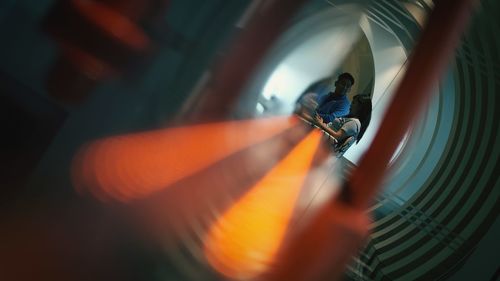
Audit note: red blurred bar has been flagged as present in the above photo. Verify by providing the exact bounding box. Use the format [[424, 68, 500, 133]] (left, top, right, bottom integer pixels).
[[348, 0, 477, 209], [267, 0, 477, 280], [44, 0, 168, 103], [185, 0, 309, 121]]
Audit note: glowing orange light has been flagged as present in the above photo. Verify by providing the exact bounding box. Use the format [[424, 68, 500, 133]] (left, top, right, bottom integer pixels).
[[203, 130, 322, 280], [72, 116, 298, 202]]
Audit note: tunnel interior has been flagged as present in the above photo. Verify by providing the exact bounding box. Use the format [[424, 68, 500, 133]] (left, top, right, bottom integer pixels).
[[0, 0, 498, 281]]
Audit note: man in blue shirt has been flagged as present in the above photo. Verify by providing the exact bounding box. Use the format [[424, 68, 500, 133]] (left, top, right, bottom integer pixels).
[[315, 72, 354, 123]]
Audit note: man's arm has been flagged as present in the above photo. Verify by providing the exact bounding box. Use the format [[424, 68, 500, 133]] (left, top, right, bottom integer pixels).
[[316, 112, 336, 123], [314, 114, 345, 140], [297, 109, 316, 124]]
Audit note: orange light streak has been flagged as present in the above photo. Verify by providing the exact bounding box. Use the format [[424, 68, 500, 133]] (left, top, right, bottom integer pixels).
[[72, 116, 298, 202], [203, 130, 322, 280]]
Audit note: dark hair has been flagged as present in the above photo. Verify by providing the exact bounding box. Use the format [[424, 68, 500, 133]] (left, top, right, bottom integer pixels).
[[338, 72, 355, 86], [348, 95, 372, 143]]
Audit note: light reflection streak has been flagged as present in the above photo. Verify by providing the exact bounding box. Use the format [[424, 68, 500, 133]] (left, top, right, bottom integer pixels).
[[203, 130, 322, 279], [72, 116, 298, 202]]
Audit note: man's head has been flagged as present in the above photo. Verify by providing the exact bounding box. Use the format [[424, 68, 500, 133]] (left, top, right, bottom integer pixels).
[[333, 72, 355, 96]]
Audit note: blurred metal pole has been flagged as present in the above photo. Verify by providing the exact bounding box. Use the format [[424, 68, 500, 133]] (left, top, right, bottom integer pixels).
[[347, 0, 478, 209], [184, 0, 308, 121], [267, 0, 477, 280]]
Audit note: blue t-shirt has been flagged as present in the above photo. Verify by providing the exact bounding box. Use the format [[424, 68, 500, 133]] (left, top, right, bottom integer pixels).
[[315, 94, 350, 123]]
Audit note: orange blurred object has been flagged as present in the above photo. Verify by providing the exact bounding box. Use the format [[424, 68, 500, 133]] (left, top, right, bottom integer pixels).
[[203, 130, 322, 280], [72, 116, 299, 202], [264, 200, 369, 281]]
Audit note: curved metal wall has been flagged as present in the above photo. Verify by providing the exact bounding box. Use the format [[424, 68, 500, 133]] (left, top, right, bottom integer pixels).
[[343, 0, 500, 280]]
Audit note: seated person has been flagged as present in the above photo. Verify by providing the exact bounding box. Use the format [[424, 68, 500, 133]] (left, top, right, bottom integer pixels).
[[314, 94, 372, 154], [295, 72, 355, 124]]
